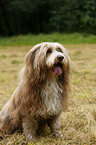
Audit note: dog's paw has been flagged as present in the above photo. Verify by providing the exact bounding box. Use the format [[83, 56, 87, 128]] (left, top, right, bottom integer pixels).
[[26, 133, 37, 141], [27, 134, 33, 140], [53, 130, 63, 138]]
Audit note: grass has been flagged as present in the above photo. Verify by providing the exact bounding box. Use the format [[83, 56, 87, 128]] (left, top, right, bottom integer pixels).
[[0, 43, 96, 144], [0, 33, 96, 46]]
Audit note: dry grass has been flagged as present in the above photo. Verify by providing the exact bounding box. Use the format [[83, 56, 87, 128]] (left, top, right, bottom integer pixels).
[[0, 44, 96, 145]]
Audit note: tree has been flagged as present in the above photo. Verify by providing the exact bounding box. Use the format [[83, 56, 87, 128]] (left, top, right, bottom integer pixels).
[[0, 0, 96, 36]]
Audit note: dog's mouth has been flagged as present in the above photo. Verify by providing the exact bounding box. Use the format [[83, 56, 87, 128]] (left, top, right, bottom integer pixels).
[[53, 62, 63, 75]]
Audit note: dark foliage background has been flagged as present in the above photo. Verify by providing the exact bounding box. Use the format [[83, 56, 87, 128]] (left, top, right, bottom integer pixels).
[[0, 0, 96, 36]]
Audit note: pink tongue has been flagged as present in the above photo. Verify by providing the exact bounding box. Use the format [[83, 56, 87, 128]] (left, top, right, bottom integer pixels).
[[54, 66, 62, 75]]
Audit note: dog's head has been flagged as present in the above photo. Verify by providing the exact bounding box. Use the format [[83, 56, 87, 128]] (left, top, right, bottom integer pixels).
[[24, 42, 71, 81], [45, 42, 70, 76]]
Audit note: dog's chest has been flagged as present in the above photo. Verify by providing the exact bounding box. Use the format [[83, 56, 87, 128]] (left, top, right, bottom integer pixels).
[[41, 79, 63, 116]]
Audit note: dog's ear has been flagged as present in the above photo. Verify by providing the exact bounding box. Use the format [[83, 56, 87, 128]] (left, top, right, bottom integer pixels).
[[61, 45, 71, 74], [23, 45, 41, 82], [24, 43, 47, 83], [65, 53, 71, 74], [25, 45, 41, 66], [34, 44, 47, 70]]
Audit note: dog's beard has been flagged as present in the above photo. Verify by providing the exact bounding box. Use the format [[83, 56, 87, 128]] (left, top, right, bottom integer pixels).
[[41, 78, 63, 116]]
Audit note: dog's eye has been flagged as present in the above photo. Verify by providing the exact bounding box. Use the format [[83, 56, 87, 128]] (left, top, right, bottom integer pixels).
[[46, 48, 52, 56], [56, 48, 63, 53]]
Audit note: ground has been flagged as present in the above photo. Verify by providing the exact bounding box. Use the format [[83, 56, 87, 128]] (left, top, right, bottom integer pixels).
[[0, 44, 96, 145]]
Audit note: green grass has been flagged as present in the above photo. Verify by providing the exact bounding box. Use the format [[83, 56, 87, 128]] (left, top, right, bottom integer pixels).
[[0, 44, 96, 144], [0, 33, 96, 46]]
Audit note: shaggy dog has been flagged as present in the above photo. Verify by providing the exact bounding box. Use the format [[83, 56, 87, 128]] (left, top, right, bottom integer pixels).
[[0, 42, 71, 140]]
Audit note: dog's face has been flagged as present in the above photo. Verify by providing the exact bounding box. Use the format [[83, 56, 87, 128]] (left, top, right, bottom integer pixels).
[[25, 42, 70, 77], [46, 43, 68, 75]]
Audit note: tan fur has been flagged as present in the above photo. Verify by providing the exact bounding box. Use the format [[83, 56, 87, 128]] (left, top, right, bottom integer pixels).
[[0, 42, 71, 140]]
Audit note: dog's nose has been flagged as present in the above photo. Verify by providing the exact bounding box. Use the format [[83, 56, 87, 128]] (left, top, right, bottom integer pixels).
[[58, 56, 64, 61]]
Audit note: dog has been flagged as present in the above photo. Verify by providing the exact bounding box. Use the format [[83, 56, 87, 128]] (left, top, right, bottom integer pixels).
[[0, 42, 71, 140]]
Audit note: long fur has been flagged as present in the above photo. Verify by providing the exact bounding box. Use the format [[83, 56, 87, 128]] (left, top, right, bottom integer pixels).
[[0, 42, 71, 139]]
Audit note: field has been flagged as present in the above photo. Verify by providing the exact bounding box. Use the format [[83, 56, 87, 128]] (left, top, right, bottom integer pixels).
[[0, 33, 96, 46], [0, 35, 96, 144]]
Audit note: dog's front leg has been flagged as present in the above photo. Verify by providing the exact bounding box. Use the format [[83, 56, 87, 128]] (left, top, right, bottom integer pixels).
[[22, 116, 38, 140], [47, 115, 63, 137]]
